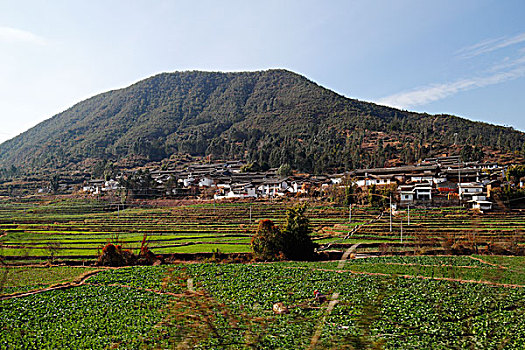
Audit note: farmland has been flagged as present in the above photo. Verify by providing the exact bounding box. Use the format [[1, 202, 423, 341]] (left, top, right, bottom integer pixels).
[[1, 197, 524, 348], [1, 197, 524, 262], [1, 260, 524, 349], [1, 266, 97, 295], [0, 197, 376, 261]]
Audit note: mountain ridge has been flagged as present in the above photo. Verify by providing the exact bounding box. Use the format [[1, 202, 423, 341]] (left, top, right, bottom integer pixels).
[[0, 69, 524, 174]]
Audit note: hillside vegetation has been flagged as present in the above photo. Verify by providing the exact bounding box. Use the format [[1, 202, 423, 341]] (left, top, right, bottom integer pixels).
[[0, 69, 524, 174]]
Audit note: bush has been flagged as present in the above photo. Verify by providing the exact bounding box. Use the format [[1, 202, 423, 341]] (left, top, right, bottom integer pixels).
[[96, 236, 162, 267], [251, 219, 282, 261], [96, 243, 137, 267], [251, 203, 315, 261]]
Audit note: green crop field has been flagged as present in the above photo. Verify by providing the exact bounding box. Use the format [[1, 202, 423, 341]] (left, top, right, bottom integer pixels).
[[1, 197, 524, 262], [1, 197, 524, 348], [0, 266, 97, 295], [0, 197, 378, 261], [1, 259, 524, 349]]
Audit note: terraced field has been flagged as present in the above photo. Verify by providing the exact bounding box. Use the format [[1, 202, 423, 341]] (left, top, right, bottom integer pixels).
[[332, 207, 525, 255], [1, 197, 524, 262], [0, 197, 379, 261]]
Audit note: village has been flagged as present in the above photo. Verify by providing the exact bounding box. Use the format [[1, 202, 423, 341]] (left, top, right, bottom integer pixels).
[[81, 155, 523, 212]]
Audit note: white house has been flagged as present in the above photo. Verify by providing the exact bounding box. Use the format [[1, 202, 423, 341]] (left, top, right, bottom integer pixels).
[[83, 179, 105, 194], [104, 179, 120, 191], [458, 182, 484, 199], [183, 176, 195, 188], [258, 178, 289, 197], [214, 183, 257, 200], [472, 201, 492, 211], [329, 175, 344, 185], [198, 176, 214, 187], [354, 175, 393, 187], [414, 184, 432, 201], [399, 185, 415, 204], [399, 183, 432, 204], [433, 177, 448, 184], [410, 175, 434, 184], [466, 194, 492, 211]]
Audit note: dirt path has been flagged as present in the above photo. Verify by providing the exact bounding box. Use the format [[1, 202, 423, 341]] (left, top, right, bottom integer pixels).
[[469, 256, 508, 269], [377, 262, 491, 269], [286, 266, 524, 289], [343, 269, 523, 288], [318, 212, 384, 252], [0, 266, 192, 301], [84, 282, 186, 297], [0, 270, 101, 301], [344, 211, 385, 239]]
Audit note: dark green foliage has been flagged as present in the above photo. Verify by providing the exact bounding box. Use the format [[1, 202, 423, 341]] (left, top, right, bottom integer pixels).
[[251, 204, 315, 260], [96, 239, 160, 267], [96, 243, 137, 267], [251, 219, 282, 260], [277, 163, 292, 176], [460, 145, 484, 162], [3, 264, 525, 349], [344, 184, 354, 206], [0, 69, 524, 174], [92, 160, 117, 180], [324, 176, 356, 205], [251, 204, 315, 261], [49, 174, 60, 193], [119, 169, 155, 197], [507, 164, 525, 183], [240, 162, 266, 173], [367, 184, 396, 208], [280, 203, 315, 260], [494, 185, 525, 209], [0, 285, 170, 349]]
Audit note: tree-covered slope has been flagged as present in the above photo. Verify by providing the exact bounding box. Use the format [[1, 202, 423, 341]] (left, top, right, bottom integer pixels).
[[0, 69, 524, 173]]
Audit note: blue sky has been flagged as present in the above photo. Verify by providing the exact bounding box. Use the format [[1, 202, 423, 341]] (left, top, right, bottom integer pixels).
[[0, 0, 524, 144]]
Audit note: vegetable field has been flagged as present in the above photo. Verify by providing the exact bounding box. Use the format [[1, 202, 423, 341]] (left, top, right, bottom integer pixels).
[[1, 266, 97, 295], [1, 197, 524, 348], [1, 259, 524, 349]]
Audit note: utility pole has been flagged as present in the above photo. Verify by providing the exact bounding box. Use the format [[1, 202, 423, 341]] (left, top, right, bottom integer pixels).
[[400, 219, 403, 243], [249, 204, 252, 223], [389, 195, 392, 233], [407, 205, 410, 225], [349, 203, 352, 223], [458, 157, 462, 206]]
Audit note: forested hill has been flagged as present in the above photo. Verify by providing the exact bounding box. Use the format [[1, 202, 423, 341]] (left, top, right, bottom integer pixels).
[[0, 69, 524, 174]]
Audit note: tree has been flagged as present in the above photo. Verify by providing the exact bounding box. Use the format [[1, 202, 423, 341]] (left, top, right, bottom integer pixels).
[[460, 145, 484, 162], [240, 162, 262, 173], [92, 160, 106, 178], [507, 165, 525, 184], [277, 163, 292, 177], [368, 185, 380, 207], [49, 174, 60, 193], [251, 204, 315, 261], [280, 203, 315, 260], [251, 219, 282, 260]]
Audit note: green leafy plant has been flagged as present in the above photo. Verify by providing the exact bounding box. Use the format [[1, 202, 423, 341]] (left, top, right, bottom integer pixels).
[[251, 219, 282, 260], [251, 203, 315, 261]]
